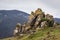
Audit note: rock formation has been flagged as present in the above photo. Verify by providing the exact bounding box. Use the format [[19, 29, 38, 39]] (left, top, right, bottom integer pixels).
[[14, 8, 58, 36]]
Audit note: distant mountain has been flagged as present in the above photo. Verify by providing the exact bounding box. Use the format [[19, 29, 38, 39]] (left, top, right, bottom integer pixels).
[[0, 10, 29, 38], [54, 18, 60, 23]]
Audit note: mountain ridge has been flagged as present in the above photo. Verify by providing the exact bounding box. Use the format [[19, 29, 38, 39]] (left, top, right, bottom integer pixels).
[[0, 10, 29, 38]]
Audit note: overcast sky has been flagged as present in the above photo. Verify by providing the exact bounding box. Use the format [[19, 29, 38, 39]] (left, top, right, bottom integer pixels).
[[0, 0, 60, 18]]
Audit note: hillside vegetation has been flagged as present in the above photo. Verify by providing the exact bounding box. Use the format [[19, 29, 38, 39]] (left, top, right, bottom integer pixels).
[[1, 25, 60, 40]]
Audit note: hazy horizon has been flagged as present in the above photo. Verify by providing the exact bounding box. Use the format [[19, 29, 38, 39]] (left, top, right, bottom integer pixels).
[[0, 0, 60, 18]]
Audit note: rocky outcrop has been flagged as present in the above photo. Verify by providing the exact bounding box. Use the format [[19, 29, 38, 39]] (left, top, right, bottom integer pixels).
[[14, 8, 58, 36]]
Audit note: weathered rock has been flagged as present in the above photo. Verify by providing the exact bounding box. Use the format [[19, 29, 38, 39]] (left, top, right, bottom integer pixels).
[[28, 12, 35, 25], [53, 22, 58, 28], [13, 23, 21, 36], [33, 13, 45, 29], [31, 11, 35, 16], [25, 24, 31, 32], [40, 21, 47, 29], [35, 8, 42, 15], [22, 23, 26, 33], [45, 14, 53, 20]]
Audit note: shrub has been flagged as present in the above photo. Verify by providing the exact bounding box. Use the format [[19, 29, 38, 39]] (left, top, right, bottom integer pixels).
[[41, 18, 49, 22], [48, 20, 54, 27]]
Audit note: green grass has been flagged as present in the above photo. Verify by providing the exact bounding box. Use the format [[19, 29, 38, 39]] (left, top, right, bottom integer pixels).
[[1, 25, 60, 40]]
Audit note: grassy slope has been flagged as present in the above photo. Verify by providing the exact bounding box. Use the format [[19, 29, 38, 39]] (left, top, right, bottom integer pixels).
[[1, 25, 60, 40]]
